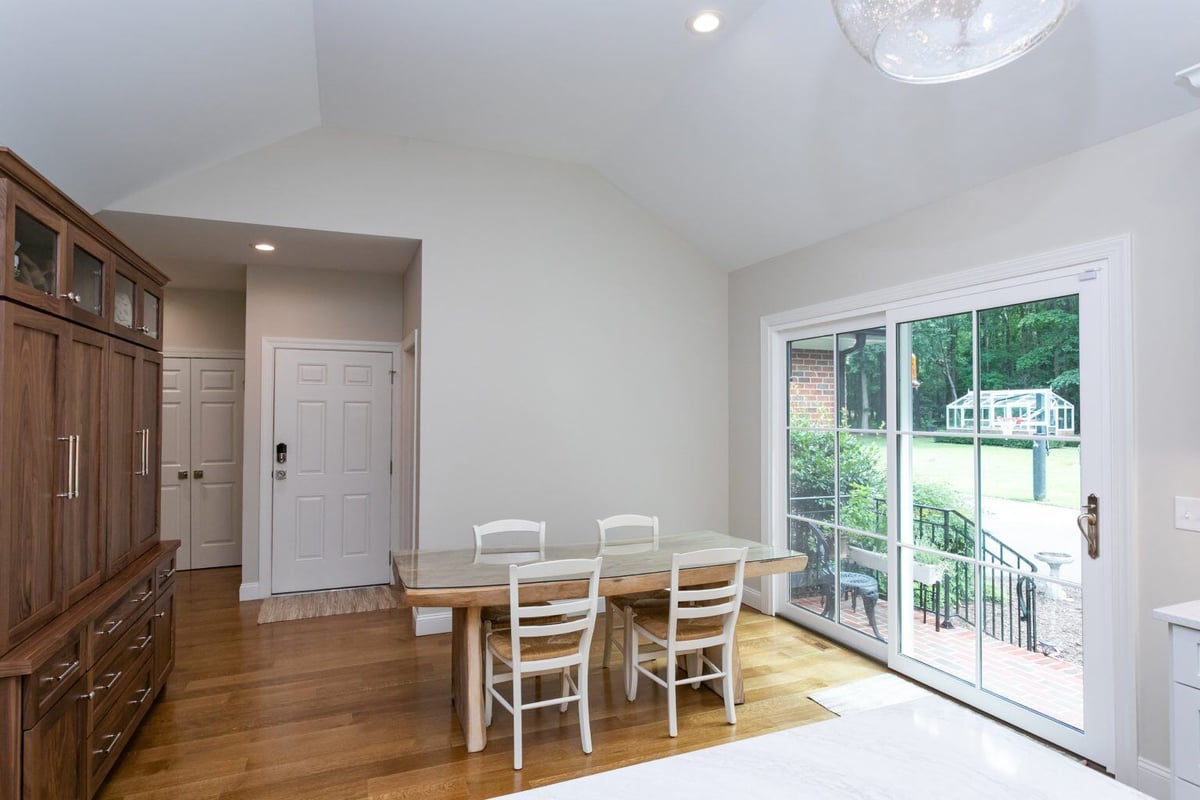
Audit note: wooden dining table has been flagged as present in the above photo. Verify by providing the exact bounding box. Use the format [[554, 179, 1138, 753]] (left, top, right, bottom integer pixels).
[[392, 530, 808, 752]]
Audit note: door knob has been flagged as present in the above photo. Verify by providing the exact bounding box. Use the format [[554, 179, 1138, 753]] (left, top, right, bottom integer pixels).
[[177, 470, 189, 480], [193, 469, 204, 480]]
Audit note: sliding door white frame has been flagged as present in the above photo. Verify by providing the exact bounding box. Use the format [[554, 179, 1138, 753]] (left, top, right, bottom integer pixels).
[[760, 236, 1134, 782]]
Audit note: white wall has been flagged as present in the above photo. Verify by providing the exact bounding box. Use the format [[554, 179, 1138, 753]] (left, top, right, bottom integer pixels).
[[162, 288, 246, 352], [242, 262, 404, 582], [110, 127, 728, 573], [729, 109, 1200, 775]]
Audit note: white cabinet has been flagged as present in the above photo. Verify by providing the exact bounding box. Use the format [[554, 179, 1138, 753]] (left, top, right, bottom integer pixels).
[[1154, 602, 1200, 800]]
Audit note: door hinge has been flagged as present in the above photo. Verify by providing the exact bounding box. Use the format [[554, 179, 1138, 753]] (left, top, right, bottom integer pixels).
[[390, 370, 397, 384], [390, 460, 394, 475]]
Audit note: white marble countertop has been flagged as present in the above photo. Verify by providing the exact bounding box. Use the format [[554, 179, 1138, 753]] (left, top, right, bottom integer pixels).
[[496, 695, 1145, 800], [1153, 600, 1200, 628]]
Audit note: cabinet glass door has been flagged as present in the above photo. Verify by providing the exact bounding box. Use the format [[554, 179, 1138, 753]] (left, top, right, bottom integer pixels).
[[114, 273, 135, 330], [142, 290, 160, 340], [13, 207, 59, 296], [71, 245, 105, 317]]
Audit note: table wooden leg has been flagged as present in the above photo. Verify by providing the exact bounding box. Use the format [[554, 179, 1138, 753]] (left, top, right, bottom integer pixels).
[[451, 607, 487, 752]]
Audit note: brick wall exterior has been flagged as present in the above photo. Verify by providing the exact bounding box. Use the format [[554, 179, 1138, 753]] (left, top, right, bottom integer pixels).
[[789, 348, 836, 427]]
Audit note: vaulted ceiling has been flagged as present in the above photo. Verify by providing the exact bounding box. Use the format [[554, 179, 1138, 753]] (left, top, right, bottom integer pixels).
[[1, 0, 1196, 269]]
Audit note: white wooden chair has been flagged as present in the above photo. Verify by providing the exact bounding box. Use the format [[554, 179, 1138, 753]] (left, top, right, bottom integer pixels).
[[627, 547, 747, 737], [484, 557, 602, 770], [474, 518, 548, 725], [597, 514, 667, 688]]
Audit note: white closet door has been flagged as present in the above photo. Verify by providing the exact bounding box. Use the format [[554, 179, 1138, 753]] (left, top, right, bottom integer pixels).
[[160, 358, 192, 570], [189, 359, 244, 569]]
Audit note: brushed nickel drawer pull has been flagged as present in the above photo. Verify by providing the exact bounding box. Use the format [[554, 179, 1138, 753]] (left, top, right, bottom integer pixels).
[[97, 618, 124, 636], [39, 659, 80, 684], [55, 436, 74, 498], [160, 567, 176, 580], [133, 634, 154, 652], [96, 670, 123, 692], [129, 687, 153, 706], [154, 611, 167, 619], [93, 731, 122, 756], [130, 589, 154, 605], [80, 690, 95, 700]]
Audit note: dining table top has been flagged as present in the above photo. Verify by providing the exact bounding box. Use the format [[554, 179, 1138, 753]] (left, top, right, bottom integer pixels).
[[392, 530, 808, 607]]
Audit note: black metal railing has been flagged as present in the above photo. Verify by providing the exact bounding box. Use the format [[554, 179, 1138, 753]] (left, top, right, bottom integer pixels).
[[787, 494, 1039, 651]]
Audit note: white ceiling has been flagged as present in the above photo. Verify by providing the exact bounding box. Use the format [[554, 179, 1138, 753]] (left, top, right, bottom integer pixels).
[[1, 0, 1197, 271], [96, 212, 421, 291]]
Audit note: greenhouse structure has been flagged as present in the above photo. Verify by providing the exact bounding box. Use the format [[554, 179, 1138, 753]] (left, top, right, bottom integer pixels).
[[945, 388, 1076, 436]]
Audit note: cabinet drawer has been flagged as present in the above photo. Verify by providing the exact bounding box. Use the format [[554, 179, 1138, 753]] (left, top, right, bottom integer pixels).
[[1177, 778, 1200, 800], [86, 607, 154, 730], [86, 652, 154, 796], [23, 631, 83, 727], [1174, 626, 1200, 691], [1174, 682, 1200, 786], [89, 570, 155, 662], [156, 553, 178, 596]]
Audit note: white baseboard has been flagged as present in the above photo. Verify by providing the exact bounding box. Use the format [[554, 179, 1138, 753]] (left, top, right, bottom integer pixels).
[[1136, 757, 1170, 799], [413, 608, 452, 636], [742, 586, 763, 612], [239, 582, 262, 602]]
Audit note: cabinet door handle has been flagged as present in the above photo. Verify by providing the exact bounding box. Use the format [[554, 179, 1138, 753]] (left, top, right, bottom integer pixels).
[[137, 325, 150, 333], [72, 434, 81, 499], [58, 291, 81, 303], [56, 436, 73, 498], [144, 428, 151, 477], [160, 567, 176, 581], [97, 618, 124, 637], [96, 670, 123, 692], [154, 611, 167, 619], [93, 730, 122, 756], [39, 659, 80, 684]]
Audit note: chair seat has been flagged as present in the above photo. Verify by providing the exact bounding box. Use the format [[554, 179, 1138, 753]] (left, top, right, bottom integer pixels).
[[608, 590, 669, 611], [632, 608, 725, 642], [489, 630, 584, 662]]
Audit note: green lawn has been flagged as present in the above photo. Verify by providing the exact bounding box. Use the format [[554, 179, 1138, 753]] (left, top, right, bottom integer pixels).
[[864, 438, 1079, 509]]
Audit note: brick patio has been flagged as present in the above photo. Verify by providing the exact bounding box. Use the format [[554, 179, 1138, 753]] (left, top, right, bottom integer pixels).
[[791, 596, 1084, 730]]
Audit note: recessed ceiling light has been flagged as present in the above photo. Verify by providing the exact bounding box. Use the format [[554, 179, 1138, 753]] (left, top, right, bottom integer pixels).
[[253, 243, 276, 252], [687, 11, 722, 34]]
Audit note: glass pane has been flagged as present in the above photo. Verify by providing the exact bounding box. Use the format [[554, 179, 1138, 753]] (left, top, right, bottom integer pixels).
[[838, 432, 886, 534], [788, 428, 835, 521], [898, 312, 973, 434], [788, 335, 836, 429], [114, 274, 135, 328], [898, 435, 975, 552], [839, 530, 887, 641], [143, 291, 160, 339], [980, 440, 1082, 568], [837, 327, 887, 429], [12, 208, 58, 295], [899, 547, 976, 684], [785, 518, 836, 621], [979, 295, 1079, 436], [71, 246, 104, 316], [982, 574, 1083, 730]]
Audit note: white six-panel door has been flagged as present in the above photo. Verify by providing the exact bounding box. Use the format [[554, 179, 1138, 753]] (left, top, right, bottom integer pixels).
[[160, 357, 244, 570], [271, 348, 393, 594]]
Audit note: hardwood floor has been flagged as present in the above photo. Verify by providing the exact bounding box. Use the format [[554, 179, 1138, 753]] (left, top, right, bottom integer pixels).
[[98, 568, 884, 800]]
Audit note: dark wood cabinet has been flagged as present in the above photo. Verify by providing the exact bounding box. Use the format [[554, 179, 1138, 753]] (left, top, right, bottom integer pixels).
[[21, 677, 85, 800], [0, 303, 67, 655], [63, 326, 108, 607], [0, 149, 171, 800], [134, 351, 162, 558], [106, 340, 139, 578]]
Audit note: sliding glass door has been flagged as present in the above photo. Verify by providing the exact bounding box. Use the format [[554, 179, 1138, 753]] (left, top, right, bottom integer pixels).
[[775, 266, 1115, 767]]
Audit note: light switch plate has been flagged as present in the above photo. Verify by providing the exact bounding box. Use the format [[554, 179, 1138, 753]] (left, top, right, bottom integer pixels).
[[1175, 497, 1200, 532]]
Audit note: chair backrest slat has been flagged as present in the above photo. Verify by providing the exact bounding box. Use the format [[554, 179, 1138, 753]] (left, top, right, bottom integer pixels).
[[507, 558, 602, 666], [474, 519, 546, 564], [668, 547, 747, 639], [596, 514, 659, 547]]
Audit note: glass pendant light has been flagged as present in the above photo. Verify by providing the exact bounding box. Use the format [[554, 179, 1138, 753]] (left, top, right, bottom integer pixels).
[[832, 0, 1078, 84]]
